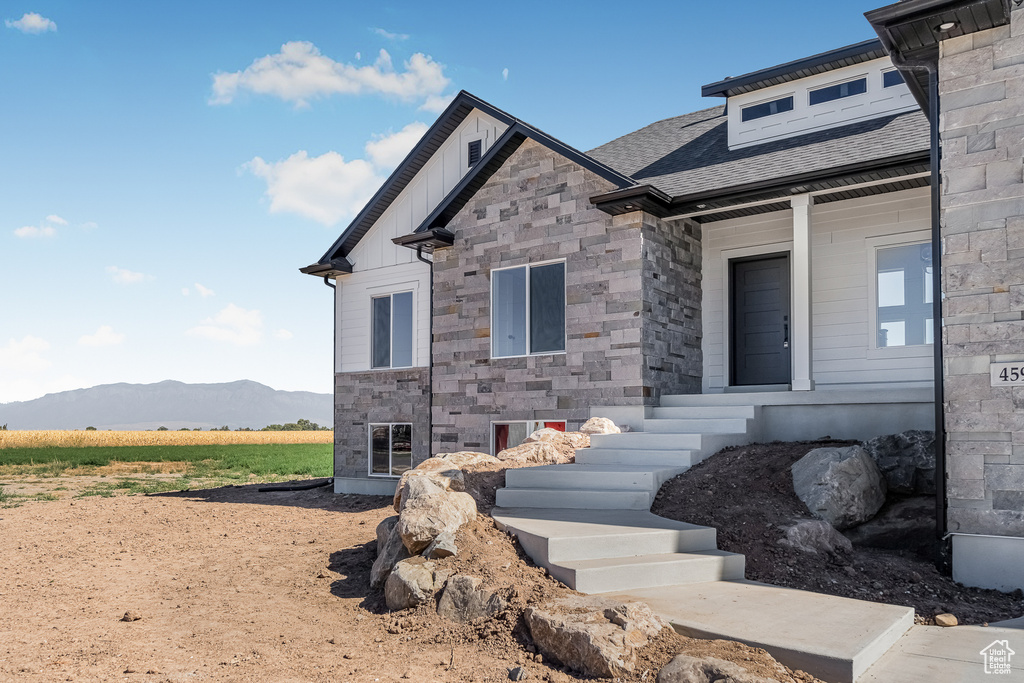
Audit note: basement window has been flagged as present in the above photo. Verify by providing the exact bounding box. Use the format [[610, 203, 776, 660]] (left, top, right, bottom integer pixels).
[[369, 423, 412, 477], [741, 95, 794, 122], [809, 77, 867, 105], [493, 420, 566, 454]]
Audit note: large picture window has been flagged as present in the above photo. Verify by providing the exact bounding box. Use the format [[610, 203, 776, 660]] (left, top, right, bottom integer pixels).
[[876, 243, 933, 348], [491, 261, 566, 358], [371, 291, 413, 368], [369, 423, 412, 476]]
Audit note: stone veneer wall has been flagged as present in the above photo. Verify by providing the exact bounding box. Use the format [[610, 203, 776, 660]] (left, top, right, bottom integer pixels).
[[333, 368, 430, 479], [429, 139, 703, 454], [940, 7, 1024, 538]]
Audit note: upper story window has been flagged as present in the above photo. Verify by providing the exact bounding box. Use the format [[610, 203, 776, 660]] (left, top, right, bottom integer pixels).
[[876, 243, 933, 348], [491, 261, 566, 358], [741, 95, 794, 122], [371, 291, 413, 368], [809, 77, 867, 105], [882, 70, 905, 88]]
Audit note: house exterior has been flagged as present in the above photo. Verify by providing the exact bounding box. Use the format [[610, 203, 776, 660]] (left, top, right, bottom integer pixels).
[[304, 0, 1024, 592]]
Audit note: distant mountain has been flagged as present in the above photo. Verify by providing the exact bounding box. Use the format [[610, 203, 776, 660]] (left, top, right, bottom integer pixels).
[[0, 380, 333, 431]]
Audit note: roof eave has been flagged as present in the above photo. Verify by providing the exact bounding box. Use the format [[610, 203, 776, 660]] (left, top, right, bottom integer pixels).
[[299, 257, 353, 278], [392, 228, 455, 253]]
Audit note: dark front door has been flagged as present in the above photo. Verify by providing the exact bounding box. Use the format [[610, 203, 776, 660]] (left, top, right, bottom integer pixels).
[[731, 254, 791, 386]]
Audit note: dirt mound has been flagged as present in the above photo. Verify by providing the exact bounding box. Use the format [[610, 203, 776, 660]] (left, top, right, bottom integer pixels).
[[651, 440, 1024, 625]]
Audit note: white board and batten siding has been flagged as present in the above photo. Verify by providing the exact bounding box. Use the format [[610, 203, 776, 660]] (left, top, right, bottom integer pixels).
[[336, 109, 509, 372], [702, 186, 933, 392]]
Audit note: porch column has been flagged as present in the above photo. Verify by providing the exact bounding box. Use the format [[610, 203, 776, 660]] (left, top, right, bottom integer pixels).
[[791, 194, 814, 391]]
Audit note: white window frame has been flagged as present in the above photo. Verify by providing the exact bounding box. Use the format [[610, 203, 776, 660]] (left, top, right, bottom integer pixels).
[[369, 289, 415, 369], [490, 258, 567, 359], [866, 231, 934, 358], [367, 422, 413, 478], [808, 74, 869, 107], [491, 420, 567, 455]]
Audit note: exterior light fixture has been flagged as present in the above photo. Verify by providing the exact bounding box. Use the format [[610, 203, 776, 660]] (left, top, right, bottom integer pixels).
[[624, 204, 635, 210], [696, 204, 707, 209], [938, 21, 957, 30]]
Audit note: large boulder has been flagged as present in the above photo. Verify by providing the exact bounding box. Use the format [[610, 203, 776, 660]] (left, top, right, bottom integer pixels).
[[370, 521, 412, 588], [778, 520, 852, 556], [523, 429, 591, 450], [436, 574, 506, 623], [384, 557, 445, 611], [395, 491, 477, 554], [497, 441, 576, 466], [524, 597, 668, 678], [843, 496, 936, 555], [429, 451, 502, 471], [657, 655, 784, 683], [393, 465, 465, 512], [861, 430, 936, 495], [791, 446, 887, 530], [580, 417, 621, 435]]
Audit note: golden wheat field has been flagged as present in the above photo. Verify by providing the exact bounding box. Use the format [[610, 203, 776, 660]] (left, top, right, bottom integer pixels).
[[0, 429, 334, 449]]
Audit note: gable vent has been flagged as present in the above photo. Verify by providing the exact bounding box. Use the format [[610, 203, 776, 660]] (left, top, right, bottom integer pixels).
[[467, 139, 482, 166]]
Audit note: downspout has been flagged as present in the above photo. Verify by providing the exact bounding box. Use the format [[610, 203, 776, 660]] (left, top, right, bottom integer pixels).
[[928, 68, 948, 541], [416, 245, 434, 464], [323, 276, 337, 487]]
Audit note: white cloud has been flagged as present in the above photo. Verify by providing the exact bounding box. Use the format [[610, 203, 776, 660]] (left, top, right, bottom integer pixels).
[[274, 329, 293, 340], [0, 336, 51, 373], [194, 283, 215, 298], [187, 304, 263, 346], [5, 12, 56, 34], [80, 221, 98, 231], [14, 225, 56, 238], [365, 122, 428, 169], [245, 150, 383, 226], [502, 68, 509, 81], [45, 214, 68, 225], [106, 265, 148, 284], [78, 325, 124, 347], [373, 27, 409, 40], [210, 42, 450, 109], [355, 51, 361, 61], [420, 92, 455, 113], [181, 287, 190, 296]]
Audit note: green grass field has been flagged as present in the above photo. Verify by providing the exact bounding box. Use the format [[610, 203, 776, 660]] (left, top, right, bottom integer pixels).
[[0, 443, 333, 503]]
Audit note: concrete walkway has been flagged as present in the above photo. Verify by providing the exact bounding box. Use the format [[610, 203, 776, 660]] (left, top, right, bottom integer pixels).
[[859, 624, 1024, 682]]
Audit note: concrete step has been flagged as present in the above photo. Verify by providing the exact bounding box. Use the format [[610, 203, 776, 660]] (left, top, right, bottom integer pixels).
[[643, 418, 749, 434], [505, 464, 684, 492], [589, 432, 703, 450], [491, 508, 720, 563], [607, 580, 914, 683], [575, 448, 693, 467], [494, 487, 652, 510], [651, 405, 757, 419], [555, 550, 745, 593]]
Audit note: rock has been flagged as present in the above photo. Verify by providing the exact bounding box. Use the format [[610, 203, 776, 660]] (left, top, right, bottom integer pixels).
[[842, 496, 935, 555], [777, 520, 852, 556], [580, 417, 620, 435], [935, 613, 958, 627], [370, 523, 412, 588], [393, 466, 465, 512], [524, 596, 668, 678], [396, 491, 477, 553], [791, 446, 887, 530], [508, 666, 529, 680], [657, 654, 783, 683], [522, 429, 590, 449], [423, 531, 458, 559], [384, 557, 442, 610], [430, 451, 502, 471], [496, 441, 575, 466], [437, 574, 506, 622], [376, 516, 398, 556], [524, 428, 565, 443], [862, 430, 936, 495], [120, 611, 142, 622]]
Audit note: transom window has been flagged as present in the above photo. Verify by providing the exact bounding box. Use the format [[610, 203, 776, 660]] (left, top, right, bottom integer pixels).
[[369, 423, 412, 477], [876, 243, 933, 348], [493, 420, 566, 454], [741, 95, 794, 122], [882, 70, 904, 88], [371, 291, 413, 368], [809, 77, 867, 105], [491, 261, 566, 358]]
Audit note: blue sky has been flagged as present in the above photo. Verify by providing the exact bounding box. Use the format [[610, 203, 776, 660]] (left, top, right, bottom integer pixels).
[[0, 1, 889, 404]]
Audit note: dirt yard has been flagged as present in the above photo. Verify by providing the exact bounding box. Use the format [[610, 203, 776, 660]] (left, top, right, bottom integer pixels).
[[0, 480, 825, 683]]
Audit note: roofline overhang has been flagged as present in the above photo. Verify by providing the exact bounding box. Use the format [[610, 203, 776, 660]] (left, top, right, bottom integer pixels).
[[299, 257, 353, 278], [392, 227, 455, 253], [701, 39, 887, 98], [590, 150, 931, 219]]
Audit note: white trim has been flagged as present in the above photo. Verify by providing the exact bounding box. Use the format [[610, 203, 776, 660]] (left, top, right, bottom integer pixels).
[[462, 130, 488, 171], [369, 287, 417, 369], [490, 258, 568, 359], [367, 422, 413, 478], [490, 419, 566, 455], [719, 241, 794, 390], [865, 231, 933, 358]]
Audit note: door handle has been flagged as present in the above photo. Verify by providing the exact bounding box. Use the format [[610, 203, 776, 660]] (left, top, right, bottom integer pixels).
[[783, 317, 789, 349]]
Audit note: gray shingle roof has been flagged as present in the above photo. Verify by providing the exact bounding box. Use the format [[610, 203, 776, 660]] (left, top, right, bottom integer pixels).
[[588, 105, 930, 199]]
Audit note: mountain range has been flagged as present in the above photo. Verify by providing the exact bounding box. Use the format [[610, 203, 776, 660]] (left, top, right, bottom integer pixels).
[[0, 380, 333, 431]]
